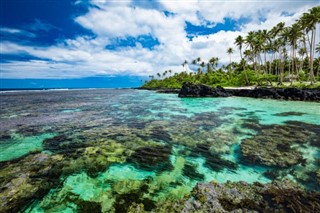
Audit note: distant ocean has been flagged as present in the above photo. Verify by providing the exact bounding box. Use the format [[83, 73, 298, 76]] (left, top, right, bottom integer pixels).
[[0, 76, 147, 90]]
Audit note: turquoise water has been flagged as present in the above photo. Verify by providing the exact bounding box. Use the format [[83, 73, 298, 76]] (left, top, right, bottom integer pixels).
[[0, 133, 56, 162], [0, 89, 319, 212]]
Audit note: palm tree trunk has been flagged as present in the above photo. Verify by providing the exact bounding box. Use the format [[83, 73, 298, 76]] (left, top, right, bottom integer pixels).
[[303, 33, 309, 59], [264, 51, 267, 74], [293, 44, 299, 81], [310, 29, 316, 83], [278, 53, 283, 84]]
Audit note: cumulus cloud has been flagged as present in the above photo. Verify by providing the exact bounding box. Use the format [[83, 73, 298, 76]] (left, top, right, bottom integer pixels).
[[1, 0, 319, 78]]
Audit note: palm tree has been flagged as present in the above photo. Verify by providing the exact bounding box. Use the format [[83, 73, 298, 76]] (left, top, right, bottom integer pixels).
[[163, 70, 167, 78], [316, 43, 320, 55], [300, 6, 320, 83], [269, 22, 285, 76], [182, 60, 188, 71], [200, 61, 205, 72], [287, 23, 303, 77], [256, 29, 269, 74], [209, 57, 219, 70], [227, 47, 233, 65], [245, 31, 257, 71], [298, 47, 307, 71], [234, 35, 245, 60]]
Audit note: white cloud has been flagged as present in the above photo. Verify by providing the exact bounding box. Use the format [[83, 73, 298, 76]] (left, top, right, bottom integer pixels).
[[0, 27, 36, 38], [1, 0, 319, 78]]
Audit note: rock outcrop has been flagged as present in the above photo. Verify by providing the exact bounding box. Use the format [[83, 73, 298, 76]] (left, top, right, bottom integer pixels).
[[178, 82, 231, 97], [178, 82, 320, 101]]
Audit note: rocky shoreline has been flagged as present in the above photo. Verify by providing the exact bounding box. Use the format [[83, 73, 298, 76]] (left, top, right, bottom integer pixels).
[[178, 82, 320, 101]]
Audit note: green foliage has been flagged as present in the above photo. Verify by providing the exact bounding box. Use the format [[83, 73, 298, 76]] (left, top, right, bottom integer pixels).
[[141, 70, 283, 89]]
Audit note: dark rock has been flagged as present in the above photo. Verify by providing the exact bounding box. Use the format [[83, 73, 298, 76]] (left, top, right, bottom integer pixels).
[[182, 163, 205, 181], [127, 145, 173, 172], [43, 134, 88, 153], [263, 169, 281, 180], [179, 82, 231, 97], [178, 82, 320, 101], [150, 127, 172, 142], [190, 144, 237, 172], [273, 111, 306, 116], [0, 134, 11, 140], [77, 200, 102, 213]]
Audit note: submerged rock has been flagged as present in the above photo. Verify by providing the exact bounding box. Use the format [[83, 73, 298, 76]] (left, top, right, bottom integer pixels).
[[182, 163, 205, 181], [190, 143, 237, 172], [273, 111, 306, 116], [240, 121, 319, 168], [149, 126, 172, 142], [127, 145, 173, 172]]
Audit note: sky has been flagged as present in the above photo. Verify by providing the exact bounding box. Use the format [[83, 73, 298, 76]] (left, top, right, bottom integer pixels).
[[0, 0, 319, 88]]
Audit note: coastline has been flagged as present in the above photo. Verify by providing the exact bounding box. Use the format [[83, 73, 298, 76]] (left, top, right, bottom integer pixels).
[[139, 83, 320, 102]]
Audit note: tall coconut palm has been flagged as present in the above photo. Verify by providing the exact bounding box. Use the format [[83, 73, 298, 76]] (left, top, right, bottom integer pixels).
[[209, 57, 219, 71], [245, 31, 257, 71], [298, 47, 307, 71], [234, 35, 245, 60], [256, 29, 269, 73], [300, 6, 320, 83], [182, 60, 188, 72], [200, 61, 206, 72], [269, 22, 285, 75], [227, 47, 234, 65], [287, 23, 303, 77], [270, 22, 285, 38]]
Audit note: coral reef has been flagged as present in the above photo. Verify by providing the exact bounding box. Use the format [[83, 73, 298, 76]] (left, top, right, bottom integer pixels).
[[154, 180, 320, 212], [0, 153, 64, 213], [240, 121, 319, 168], [1, 89, 319, 212]]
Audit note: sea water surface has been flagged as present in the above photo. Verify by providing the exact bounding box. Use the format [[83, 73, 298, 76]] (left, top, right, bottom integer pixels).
[[0, 89, 319, 212]]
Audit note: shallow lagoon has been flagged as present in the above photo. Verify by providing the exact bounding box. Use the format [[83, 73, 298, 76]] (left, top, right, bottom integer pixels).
[[0, 89, 319, 212]]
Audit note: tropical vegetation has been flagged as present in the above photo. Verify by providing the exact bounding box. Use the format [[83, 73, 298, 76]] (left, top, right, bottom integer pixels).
[[142, 6, 320, 89]]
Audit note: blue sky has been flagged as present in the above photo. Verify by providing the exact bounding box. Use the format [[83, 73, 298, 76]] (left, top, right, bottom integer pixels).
[[0, 0, 319, 88]]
